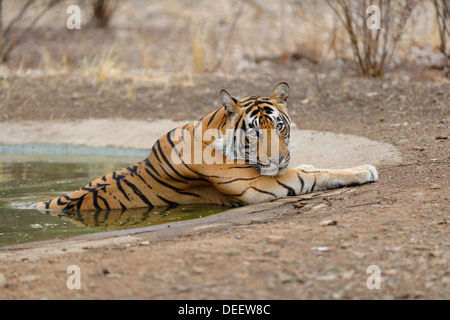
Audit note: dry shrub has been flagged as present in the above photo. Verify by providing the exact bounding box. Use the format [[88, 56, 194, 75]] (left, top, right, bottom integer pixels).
[[325, 0, 418, 77], [433, 0, 450, 77], [0, 0, 62, 63]]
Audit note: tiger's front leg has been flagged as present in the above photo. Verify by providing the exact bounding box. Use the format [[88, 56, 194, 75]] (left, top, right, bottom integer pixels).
[[294, 164, 378, 193], [209, 164, 378, 205]]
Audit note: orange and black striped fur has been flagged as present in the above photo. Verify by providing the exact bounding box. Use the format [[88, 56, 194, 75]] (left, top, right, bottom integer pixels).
[[36, 82, 378, 212]]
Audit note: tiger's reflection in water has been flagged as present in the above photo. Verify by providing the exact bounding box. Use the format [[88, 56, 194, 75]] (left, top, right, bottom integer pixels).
[[47, 204, 227, 228]]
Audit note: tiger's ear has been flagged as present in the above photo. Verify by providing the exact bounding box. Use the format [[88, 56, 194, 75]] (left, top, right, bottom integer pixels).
[[220, 89, 240, 114], [270, 82, 290, 104]]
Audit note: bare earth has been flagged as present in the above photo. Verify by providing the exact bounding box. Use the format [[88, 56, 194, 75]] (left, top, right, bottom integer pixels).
[[0, 65, 449, 300]]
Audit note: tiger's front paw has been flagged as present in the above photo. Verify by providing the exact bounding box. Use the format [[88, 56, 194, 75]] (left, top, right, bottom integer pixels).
[[356, 164, 378, 183]]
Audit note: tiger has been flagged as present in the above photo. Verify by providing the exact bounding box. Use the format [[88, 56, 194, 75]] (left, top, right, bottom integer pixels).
[[36, 82, 378, 212]]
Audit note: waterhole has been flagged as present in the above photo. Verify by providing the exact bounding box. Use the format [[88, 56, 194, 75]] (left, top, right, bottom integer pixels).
[[0, 145, 228, 247]]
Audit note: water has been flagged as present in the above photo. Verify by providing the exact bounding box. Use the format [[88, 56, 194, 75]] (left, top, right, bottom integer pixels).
[[0, 154, 228, 247]]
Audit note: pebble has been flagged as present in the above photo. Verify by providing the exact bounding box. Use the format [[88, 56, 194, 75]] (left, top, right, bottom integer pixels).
[[19, 274, 40, 282], [262, 248, 277, 256], [339, 242, 352, 249], [315, 274, 337, 281], [311, 203, 327, 211], [319, 220, 337, 226], [266, 235, 286, 245], [352, 251, 366, 259], [429, 250, 444, 258], [192, 266, 204, 274], [390, 122, 409, 127]]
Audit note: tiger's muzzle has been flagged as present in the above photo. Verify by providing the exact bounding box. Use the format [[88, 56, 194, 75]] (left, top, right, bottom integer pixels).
[[259, 154, 290, 176]]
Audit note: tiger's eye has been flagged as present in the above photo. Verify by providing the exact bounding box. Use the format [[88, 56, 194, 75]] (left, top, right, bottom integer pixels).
[[276, 123, 284, 131], [247, 130, 258, 139]]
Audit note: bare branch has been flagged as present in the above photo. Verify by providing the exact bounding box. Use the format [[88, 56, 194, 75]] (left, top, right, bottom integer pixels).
[[0, 0, 3, 32], [92, 0, 118, 28], [0, 0, 62, 63], [433, 0, 450, 77], [208, 1, 245, 72], [325, 0, 417, 77]]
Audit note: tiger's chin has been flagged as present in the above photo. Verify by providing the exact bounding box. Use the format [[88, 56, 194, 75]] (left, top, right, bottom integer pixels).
[[259, 164, 287, 177]]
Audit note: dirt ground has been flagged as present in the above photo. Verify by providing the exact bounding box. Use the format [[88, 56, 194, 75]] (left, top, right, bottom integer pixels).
[[0, 0, 448, 301], [0, 63, 448, 300]]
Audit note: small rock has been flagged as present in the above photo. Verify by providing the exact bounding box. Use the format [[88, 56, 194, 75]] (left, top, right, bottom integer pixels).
[[339, 242, 352, 249], [315, 274, 337, 281], [352, 251, 366, 259], [262, 248, 277, 256], [341, 271, 354, 280], [139, 241, 150, 246], [411, 192, 424, 196], [390, 122, 409, 127], [266, 235, 286, 245], [71, 92, 79, 100], [385, 246, 402, 252], [384, 269, 398, 275], [319, 220, 337, 226], [311, 203, 327, 211], [311, 246, 330, 252], [429, 250, 444, 258], [332, 291, 344, 299], [19, 275, 40, 282], [194, 253, 209, 259], [429, 184, 441, 189], [279, 273, 297, 284], [371, 204, 390, 208], [101, 268, 110, 276], [192, 266, 204, 274]]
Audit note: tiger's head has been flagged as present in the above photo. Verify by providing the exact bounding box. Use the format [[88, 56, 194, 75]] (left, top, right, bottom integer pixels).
[[215, 82, 291, 177]]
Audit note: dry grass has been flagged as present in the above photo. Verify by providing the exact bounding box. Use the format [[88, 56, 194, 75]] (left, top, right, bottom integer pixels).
[[81, 47, 122, 83], [0, 0, 446, 80]]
